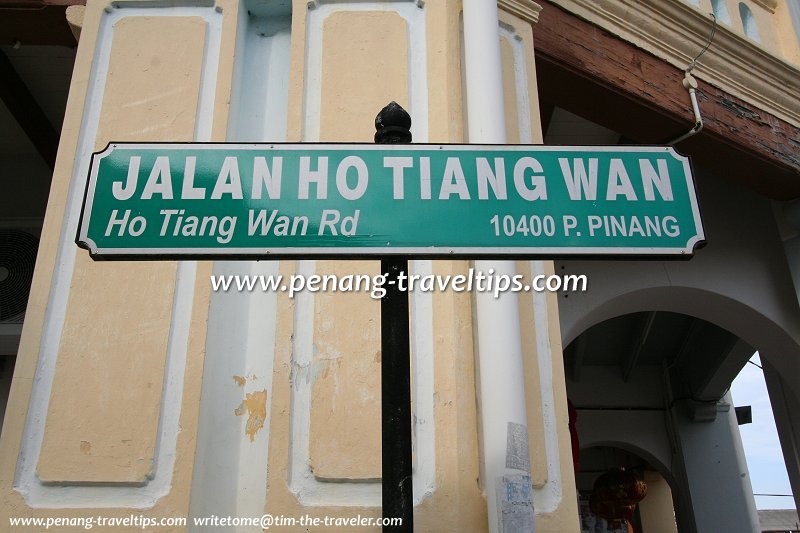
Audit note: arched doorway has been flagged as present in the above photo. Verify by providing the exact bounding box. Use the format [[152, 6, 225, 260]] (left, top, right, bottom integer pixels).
[[576, 445, 678, 533], [563, 310, 767, 531], [551, 139, 800, 529]]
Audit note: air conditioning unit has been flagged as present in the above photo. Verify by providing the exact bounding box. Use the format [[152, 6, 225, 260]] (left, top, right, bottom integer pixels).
[[0, 221, 41, 355]]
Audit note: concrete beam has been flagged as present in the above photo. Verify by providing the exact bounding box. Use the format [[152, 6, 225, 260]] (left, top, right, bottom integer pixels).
[[673, 393, 760, 532], [533, 0, 800, 199], [0, 50, 58, 169], [569, 333, 585, 382], [622, 311, 656, 383], [0, 4, 80, 46], [693, 339, 755, 401]]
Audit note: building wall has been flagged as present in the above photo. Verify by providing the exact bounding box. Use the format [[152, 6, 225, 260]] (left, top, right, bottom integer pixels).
[[0, 0, 580, 531], [639, 471, 679, 533], [3, 0, 798, 531], [547, 0, 800, 130]]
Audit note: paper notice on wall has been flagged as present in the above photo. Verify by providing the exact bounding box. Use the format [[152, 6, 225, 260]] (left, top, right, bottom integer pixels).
[[505, 421, 531, 473], [497, 473, 535, 532]]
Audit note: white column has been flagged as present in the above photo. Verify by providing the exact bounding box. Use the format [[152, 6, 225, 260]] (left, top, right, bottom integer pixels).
[[463, 2, 533, 532], [463, 0, 506, 142], [762, 360, 800, 513], [675, 394, 760, 532]]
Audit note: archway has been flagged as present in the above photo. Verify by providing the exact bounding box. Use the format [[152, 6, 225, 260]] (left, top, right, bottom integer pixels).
[[563, 309, 767, 532], [576, 445, 678, 533], [552, 150, 800, 521]]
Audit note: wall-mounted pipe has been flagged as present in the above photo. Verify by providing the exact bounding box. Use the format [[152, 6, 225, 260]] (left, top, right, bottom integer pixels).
[[668, 72, 704, 146]]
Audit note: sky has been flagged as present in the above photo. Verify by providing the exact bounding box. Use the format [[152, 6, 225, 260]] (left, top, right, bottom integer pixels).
[[730, 353, 796, 510]]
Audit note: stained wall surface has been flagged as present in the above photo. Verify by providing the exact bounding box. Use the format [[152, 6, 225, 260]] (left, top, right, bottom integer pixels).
[[0, 1, 579, 532]]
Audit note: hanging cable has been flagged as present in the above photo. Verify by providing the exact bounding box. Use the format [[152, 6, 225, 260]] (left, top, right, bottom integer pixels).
[[747, 359, 763, 370], [686, 13, 717, 75]]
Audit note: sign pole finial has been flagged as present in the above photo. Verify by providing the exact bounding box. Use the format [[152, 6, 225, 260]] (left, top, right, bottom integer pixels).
[[375, 101, 412, 144]]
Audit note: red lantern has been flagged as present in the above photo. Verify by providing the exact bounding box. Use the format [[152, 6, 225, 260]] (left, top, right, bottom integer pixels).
[[589, 494, 635, 527], [589, 467, 648, 526]]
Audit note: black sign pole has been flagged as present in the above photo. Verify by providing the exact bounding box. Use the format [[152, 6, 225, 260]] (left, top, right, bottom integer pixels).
[[374, 102, 413, 532]]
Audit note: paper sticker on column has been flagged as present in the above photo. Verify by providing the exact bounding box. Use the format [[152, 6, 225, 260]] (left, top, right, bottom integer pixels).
[[496, 474, 535, 532], [505, 421, 531, 473]]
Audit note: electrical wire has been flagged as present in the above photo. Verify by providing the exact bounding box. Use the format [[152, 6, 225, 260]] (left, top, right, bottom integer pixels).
[[686, 13, 717, 74]]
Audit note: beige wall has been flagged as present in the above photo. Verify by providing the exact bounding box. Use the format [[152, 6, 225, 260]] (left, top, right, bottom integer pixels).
[[0, 0, 237, 527], [685, 0, 800, 62], [774, 0, 800, 65], [0, 0, 581, 531], [38, 14, 202, 486], [639, 471, 679, 533], [6, 0, 798, 530]]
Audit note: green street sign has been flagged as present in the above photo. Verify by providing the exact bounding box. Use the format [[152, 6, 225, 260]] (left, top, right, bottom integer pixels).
[[76, 143, 704, 258]]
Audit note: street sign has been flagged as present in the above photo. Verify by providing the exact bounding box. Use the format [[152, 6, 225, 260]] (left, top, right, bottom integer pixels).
[[76, 143, 705, 258]]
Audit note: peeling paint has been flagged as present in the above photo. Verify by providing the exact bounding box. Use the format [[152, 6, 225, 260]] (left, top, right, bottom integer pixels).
[[234, 389, 268, 442], [232, 375, 246, 387], [720, 97, 762, 122]]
